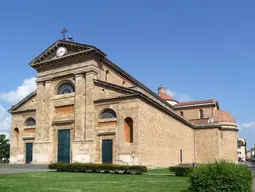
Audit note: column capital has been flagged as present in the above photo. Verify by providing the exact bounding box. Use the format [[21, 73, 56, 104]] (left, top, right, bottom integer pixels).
[[45, 79, 53, 84], [85, 70, 98, 76], [36, 81, 44, 86], [74, 73, 85, 78]]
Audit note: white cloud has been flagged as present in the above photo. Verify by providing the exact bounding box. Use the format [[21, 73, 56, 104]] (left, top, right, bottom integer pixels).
[[166, 89, 192, 102], [0, 77, 37, 138], [238, 121, 255, 130], [0, 105, 11, 138], [0, 77, 37, 105]]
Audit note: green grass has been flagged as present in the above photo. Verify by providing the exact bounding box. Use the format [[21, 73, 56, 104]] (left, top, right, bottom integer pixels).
[[147, 168, 173, 174], [0, 172, 189, 192]]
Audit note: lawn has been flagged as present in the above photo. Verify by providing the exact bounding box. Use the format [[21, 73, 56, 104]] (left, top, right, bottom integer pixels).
[[0, 172, 189, 192], [147, 168, 173, 174]]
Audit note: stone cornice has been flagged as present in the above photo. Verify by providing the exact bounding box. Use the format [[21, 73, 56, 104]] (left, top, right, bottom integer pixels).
[[94, 94, 139, 104], [8, 90, 37, 113], [37, 67, 99, 83], [220, 127, 239, 132], [23, 136, 35, 140], [29, 40, 106, 67], [174, 103, 216, 109], [74, 73, 85, 78], [52, 119, 75, 125], [10, 109, 36, 115], [97, 132, 116, 136], [31, 48, 102, 70], [94, 80, 136, 94], [194, 124, 238, 132]]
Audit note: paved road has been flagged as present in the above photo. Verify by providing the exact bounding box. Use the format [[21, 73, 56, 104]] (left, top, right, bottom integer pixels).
[[0, 164, 54, 175], [246, 163, 255, 192]]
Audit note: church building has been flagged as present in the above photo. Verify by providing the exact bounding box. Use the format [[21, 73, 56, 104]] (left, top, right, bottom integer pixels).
[[8, 39, 238, 167]]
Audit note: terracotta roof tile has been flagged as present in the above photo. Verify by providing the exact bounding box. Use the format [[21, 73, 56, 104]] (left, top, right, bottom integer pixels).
[[214, 110, 236, 123], [175, 99, 216, 107], [158, 93, 174, 101]]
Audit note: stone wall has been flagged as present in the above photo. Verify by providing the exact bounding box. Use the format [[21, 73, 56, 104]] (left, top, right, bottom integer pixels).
[[137, 101, 195, 168], [194, 128, 220, 163], [100, 65, 133, 87], [175, 106, 215, 120], [220, 130, 238, 162], [94, 97, 139, 165], [10, 112, 36, 164]]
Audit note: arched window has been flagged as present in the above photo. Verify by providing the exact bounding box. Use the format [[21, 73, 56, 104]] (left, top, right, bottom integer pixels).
[[57, 82, 75, 95], [100, 108, 117, 119], [180, 111, 184, 116], [105, 70, 109, 82], [14, 128, 19, 146], [25, 118, 36, 126], [124, 117, 133, 143], [199, 109, 204, 119]]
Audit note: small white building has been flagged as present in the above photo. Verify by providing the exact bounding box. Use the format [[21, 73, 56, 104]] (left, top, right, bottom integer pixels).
[[237, 137, 246, 162]]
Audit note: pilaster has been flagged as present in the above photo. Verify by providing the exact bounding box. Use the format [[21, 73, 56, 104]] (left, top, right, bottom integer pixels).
[[85, 71, 97, 142], [43, 80, 54, 141], [74, 73, 86, 141], [35, 81, 45, 142]]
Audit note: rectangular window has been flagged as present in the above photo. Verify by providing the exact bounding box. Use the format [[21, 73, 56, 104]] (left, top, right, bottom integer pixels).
[[180, 149, 183, 163], [199, 109, 204, 119]]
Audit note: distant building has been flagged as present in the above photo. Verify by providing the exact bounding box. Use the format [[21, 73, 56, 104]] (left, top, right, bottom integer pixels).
[[237, 137, 246, 162], [246, 150, 251, 162]]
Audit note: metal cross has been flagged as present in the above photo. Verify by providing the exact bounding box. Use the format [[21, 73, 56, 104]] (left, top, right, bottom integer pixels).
[[61, 28, 68, 40]]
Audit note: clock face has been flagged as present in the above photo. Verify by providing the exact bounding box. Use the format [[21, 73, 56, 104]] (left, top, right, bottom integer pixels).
[[56, 47, 67, 57]]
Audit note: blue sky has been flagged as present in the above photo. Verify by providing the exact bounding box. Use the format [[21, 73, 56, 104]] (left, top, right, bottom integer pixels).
[[0, 0, 255, 148]]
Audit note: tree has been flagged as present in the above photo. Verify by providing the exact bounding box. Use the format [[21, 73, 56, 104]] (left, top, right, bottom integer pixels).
[[0, 134, 10, 163]]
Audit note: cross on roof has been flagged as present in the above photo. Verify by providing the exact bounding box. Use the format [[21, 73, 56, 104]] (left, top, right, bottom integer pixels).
[[61, 28, 68, 40]]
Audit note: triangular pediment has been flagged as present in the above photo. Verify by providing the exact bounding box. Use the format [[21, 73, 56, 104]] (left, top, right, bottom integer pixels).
[[93, 80, 138, 103], [29, 40, 106, 68], [8, 91, 37, 113]]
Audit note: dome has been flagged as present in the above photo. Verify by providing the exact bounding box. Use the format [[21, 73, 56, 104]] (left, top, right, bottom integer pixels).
[[158, 92, 174, 101], [157, 84, 178, 106], [158, 85, 173, 101], [214, 110, 236, 123]]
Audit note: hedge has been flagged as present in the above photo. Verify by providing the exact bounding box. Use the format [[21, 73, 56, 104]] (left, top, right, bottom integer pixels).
[[48, 163, 147, 174], [169, 166, 193, 176], [188, 161, 253, 192]]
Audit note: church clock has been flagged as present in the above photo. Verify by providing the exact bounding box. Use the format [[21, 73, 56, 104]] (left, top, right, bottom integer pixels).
[[56, 47, 67, 57]]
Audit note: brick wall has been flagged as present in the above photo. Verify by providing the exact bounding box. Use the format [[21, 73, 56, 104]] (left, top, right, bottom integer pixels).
[[220, 130, 238, 162], [175, 106, 214, 120], [194, 128, 220, 163], [137, 101, 195, 168]]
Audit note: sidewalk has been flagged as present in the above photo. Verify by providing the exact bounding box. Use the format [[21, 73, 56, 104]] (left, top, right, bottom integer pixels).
[[246, 163, 255, 192], [0, 164, 53, 175]]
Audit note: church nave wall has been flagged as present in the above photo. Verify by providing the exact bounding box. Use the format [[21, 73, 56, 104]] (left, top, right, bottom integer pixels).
[[137, 101, 195, 168]]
